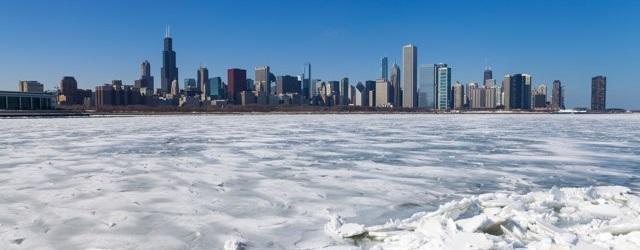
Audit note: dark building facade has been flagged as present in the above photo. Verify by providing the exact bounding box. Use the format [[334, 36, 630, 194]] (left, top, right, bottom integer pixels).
[[0, 91, 56, 110], [503, 74, 532, 110], [551, 80, 564, 110], [95, 80, 145, 108], [340, 77, 349, 105], [591, 75, 606, 112], [391, 63, 401, 108], [483, 68, 493, 84], [365, 80, 376, 107], [276, 75, 300, 95], [160, 28, 178, 94], [60, 76, 77, 96], [227, 68, 247, 104]]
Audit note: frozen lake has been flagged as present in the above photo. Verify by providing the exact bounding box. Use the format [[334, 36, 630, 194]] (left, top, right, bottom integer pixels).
[[0, 114, 639, 249]]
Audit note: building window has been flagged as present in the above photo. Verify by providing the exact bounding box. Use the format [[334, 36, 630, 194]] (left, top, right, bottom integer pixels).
[[20, 97, 31, 110], [7, 97, 19, 110], [0, 96, 6, 109]]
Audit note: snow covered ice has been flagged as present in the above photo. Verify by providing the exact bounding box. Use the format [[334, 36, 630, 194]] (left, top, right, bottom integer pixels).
[[0, 114, 639, 249]]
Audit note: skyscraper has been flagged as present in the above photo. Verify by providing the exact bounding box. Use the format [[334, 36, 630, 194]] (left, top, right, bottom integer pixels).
[[483, 67, 493, 84], [340, 77, 349, 105], [402, 44, 417, 108], [533, 84, 547, 109], [365, 80, 376, 107], [551, 80, 564, 110], [452, 82, 465, 110], [184, 78, 196, 91], [381, 57, 388, 81], [197, 65, 209, 94], [390, 63, 401, 108], [355, 82, 365, 106], [435, 63, 451, 111], [60, 76, 78, 96], [591, 75, 607, 112], [227, 68, 247, 104], [255, 66, 271, 94], [170, 80, 179, 97], [135, 60, 154, 91], [523, 74, 532, 110], [503, 74, 532, 110], [418, 65, 435, 108], [209, 77, 223, 98], [375, 79, 391, 107], [276, 75, 300, 95], [161, 26, 179, 94], [303, 63, 311, 99]]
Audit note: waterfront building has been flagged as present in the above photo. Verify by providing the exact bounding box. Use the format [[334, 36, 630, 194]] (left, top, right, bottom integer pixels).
[[591, 75, 607, 111], [0, 91, 56, 110], [402, 44, 417, 108], [551, 80, 564, 110]]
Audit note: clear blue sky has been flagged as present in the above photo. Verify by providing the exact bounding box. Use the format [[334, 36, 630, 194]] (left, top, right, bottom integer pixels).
[[0, 0, 638, 109]]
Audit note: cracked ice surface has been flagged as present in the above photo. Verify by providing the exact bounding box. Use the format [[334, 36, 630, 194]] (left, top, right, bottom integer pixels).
[[0, 114, 639, 249]]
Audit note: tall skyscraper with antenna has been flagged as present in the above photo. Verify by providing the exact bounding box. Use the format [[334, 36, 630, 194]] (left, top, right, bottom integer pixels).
[[483, 66, 493, 85], [161, 26, 179, 94]]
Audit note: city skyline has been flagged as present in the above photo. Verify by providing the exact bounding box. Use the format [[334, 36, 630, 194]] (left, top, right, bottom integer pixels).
[[0, 1, 638, 109]]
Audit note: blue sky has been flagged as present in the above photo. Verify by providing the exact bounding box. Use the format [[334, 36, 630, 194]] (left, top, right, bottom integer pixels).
[[0, 0, 638, 108]]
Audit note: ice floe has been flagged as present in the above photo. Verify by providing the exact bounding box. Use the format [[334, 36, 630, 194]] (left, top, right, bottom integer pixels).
[[327, 186, 640, 249]]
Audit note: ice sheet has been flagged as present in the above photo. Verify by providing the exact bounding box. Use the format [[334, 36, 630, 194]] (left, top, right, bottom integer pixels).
[[0, 114, 639, 249]]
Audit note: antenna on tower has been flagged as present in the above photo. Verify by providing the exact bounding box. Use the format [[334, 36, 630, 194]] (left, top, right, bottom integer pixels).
[[165, 25, 171, 38]]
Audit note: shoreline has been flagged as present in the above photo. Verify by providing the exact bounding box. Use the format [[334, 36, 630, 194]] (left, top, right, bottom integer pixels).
[[0, 109, 634, 118]]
